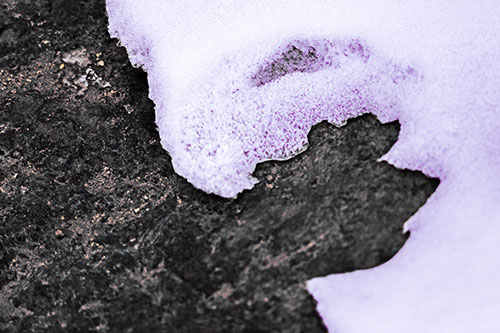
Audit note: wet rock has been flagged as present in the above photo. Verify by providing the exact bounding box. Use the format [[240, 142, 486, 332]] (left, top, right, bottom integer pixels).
[[0, 1, 439, 332]]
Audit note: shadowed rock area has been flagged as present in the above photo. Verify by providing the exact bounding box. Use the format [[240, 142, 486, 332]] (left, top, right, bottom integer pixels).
[[0, 1, 439, 332]]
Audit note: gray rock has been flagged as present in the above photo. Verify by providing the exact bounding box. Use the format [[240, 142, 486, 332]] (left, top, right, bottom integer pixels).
[[0, 1, 438, 332]]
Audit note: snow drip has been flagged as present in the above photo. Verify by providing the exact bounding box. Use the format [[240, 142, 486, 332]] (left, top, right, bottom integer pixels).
[[106, 0, 500, 332]]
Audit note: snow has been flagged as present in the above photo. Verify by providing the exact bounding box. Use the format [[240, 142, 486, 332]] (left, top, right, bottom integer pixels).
[[106, 0, 500, 331]]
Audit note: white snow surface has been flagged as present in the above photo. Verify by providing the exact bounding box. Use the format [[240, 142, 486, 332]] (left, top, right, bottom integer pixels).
[[106, 0, 500, 331]]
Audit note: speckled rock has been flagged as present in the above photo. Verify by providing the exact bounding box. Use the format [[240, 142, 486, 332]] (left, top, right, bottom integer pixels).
[[0, 1, 438, 332]]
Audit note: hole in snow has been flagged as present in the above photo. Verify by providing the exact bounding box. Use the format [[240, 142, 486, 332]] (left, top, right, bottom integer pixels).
[[251, 39, 370, 87], [161, 114, 439, 331]]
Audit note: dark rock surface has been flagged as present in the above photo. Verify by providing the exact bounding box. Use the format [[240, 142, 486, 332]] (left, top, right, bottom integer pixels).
[[0, 1, 439, 332]]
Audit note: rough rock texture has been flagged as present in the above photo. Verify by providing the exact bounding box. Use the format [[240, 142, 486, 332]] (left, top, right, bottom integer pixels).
[[0, 1, 438, 332]]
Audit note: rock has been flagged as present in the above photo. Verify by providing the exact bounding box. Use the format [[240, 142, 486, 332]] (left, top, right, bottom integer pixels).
[[0, 0, 438, 332]]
